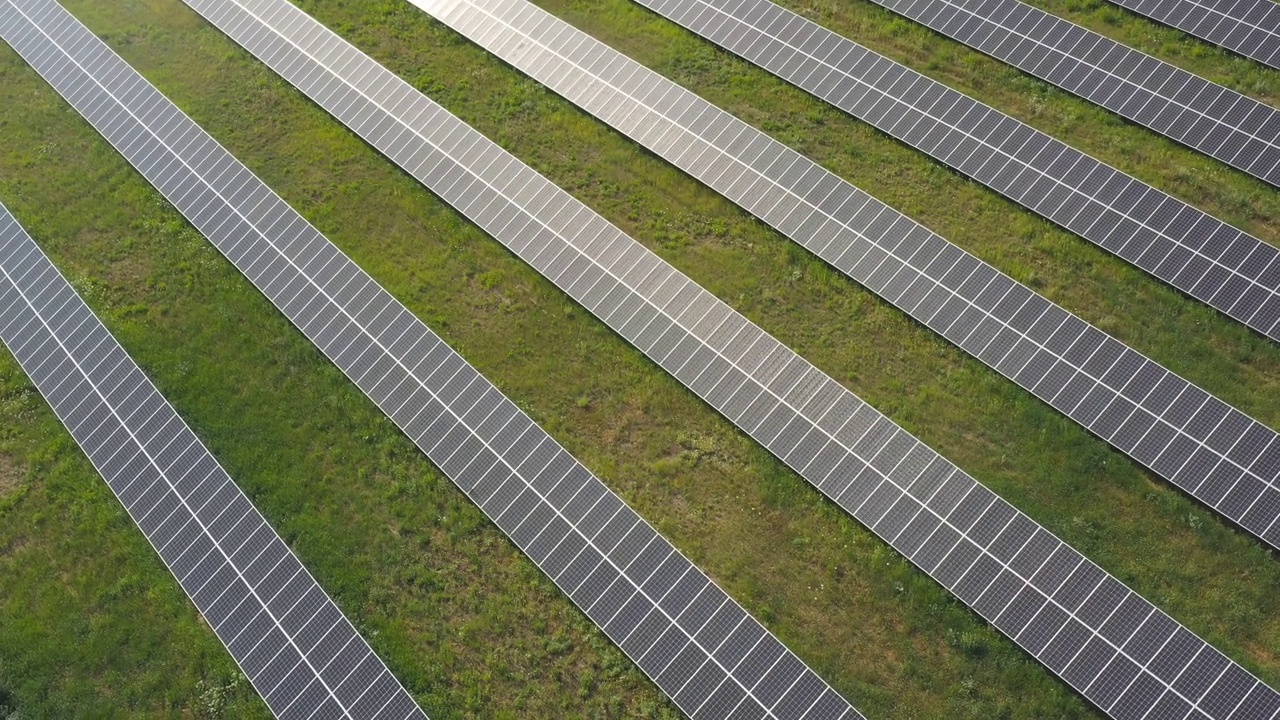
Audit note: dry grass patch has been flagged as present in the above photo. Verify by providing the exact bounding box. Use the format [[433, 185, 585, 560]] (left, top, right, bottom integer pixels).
[[0, 453, 23, 500]]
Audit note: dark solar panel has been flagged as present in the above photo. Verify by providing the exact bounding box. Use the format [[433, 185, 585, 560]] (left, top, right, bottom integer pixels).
[[1108, 0, 1280, 70], [626, 0, 1280, 344], [416, 0, 1280, 553], [0, 200, 427, 719], [866, 0, 1280, 185], [0, 1, 855, 717], [173, 0, 1280, 717]]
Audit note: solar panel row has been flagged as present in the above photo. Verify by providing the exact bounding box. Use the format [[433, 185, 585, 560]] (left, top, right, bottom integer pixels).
[[1111, 0, 1280, 70], [1107, 0, 1280, 70], [0, 203, 425, 720], [628, 0, 1280, 344], [179, 0, 1280, 717], [0, 2, 857, 718], [875, 0, 1280, 184], [867, 0, 1280, 186], [417, 0, 1280, 554]]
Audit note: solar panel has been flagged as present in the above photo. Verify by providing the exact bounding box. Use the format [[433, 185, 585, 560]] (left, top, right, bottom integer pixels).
[[0, 201, 427, 719], [171, 0, 1280, 717], [625, 0, 1280, 344], [414, 0, 1280, 554], [0, 2, 857, 718], [1107, 0, 1280, 71], [864, 0, 1280, 186]]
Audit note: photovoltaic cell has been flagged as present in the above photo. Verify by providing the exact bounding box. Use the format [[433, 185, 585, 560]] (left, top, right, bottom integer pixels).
[[0, 1, 854, 717], [1106, 0, 1280, 70], [0, 202, 426, 720], [171, 0, 1280, 717], [626, 0, 1280, 344], [412, 0, 1280, 555], [865, 0, 1280, 186]]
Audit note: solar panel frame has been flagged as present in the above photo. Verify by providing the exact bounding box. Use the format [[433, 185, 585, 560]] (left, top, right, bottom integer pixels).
[[0, 205, 427, 720], [625, 0, 1280, 346], [1106, 0, 1280, 70], [172, 0, 1280, 717], [411, 0, 1280, 554], [0, 2, 857, 718], [867, 0, 1280, 184]]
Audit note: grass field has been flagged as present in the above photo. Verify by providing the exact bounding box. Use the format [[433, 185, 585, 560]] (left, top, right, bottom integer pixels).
[[0, 0, 1277, 717]]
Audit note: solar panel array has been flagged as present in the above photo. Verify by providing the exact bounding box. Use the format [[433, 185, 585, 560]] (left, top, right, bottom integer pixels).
[[418, 0, 1280, 554], [0, 203, 425, 720], [628, 0, 1280, 345], [176, 0, 1280, 716], [0, 2, 858, 718], [866, 0, 1280, 186], [1107, 0, 1280, 70]]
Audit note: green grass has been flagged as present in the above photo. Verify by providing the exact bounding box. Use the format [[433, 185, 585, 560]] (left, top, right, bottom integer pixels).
[[0, 0, 1278, 717]]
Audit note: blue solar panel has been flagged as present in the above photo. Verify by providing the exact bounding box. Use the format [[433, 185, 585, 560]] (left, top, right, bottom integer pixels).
[[0, 1, 857, 717], [170, 0, 1280, 717], [0, 199, 428, 720], [417, 0, 1280, 554], [867, 0, 1280, 185], [1108, 0, 1280, 70], [628, 0, 1280, 344]]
